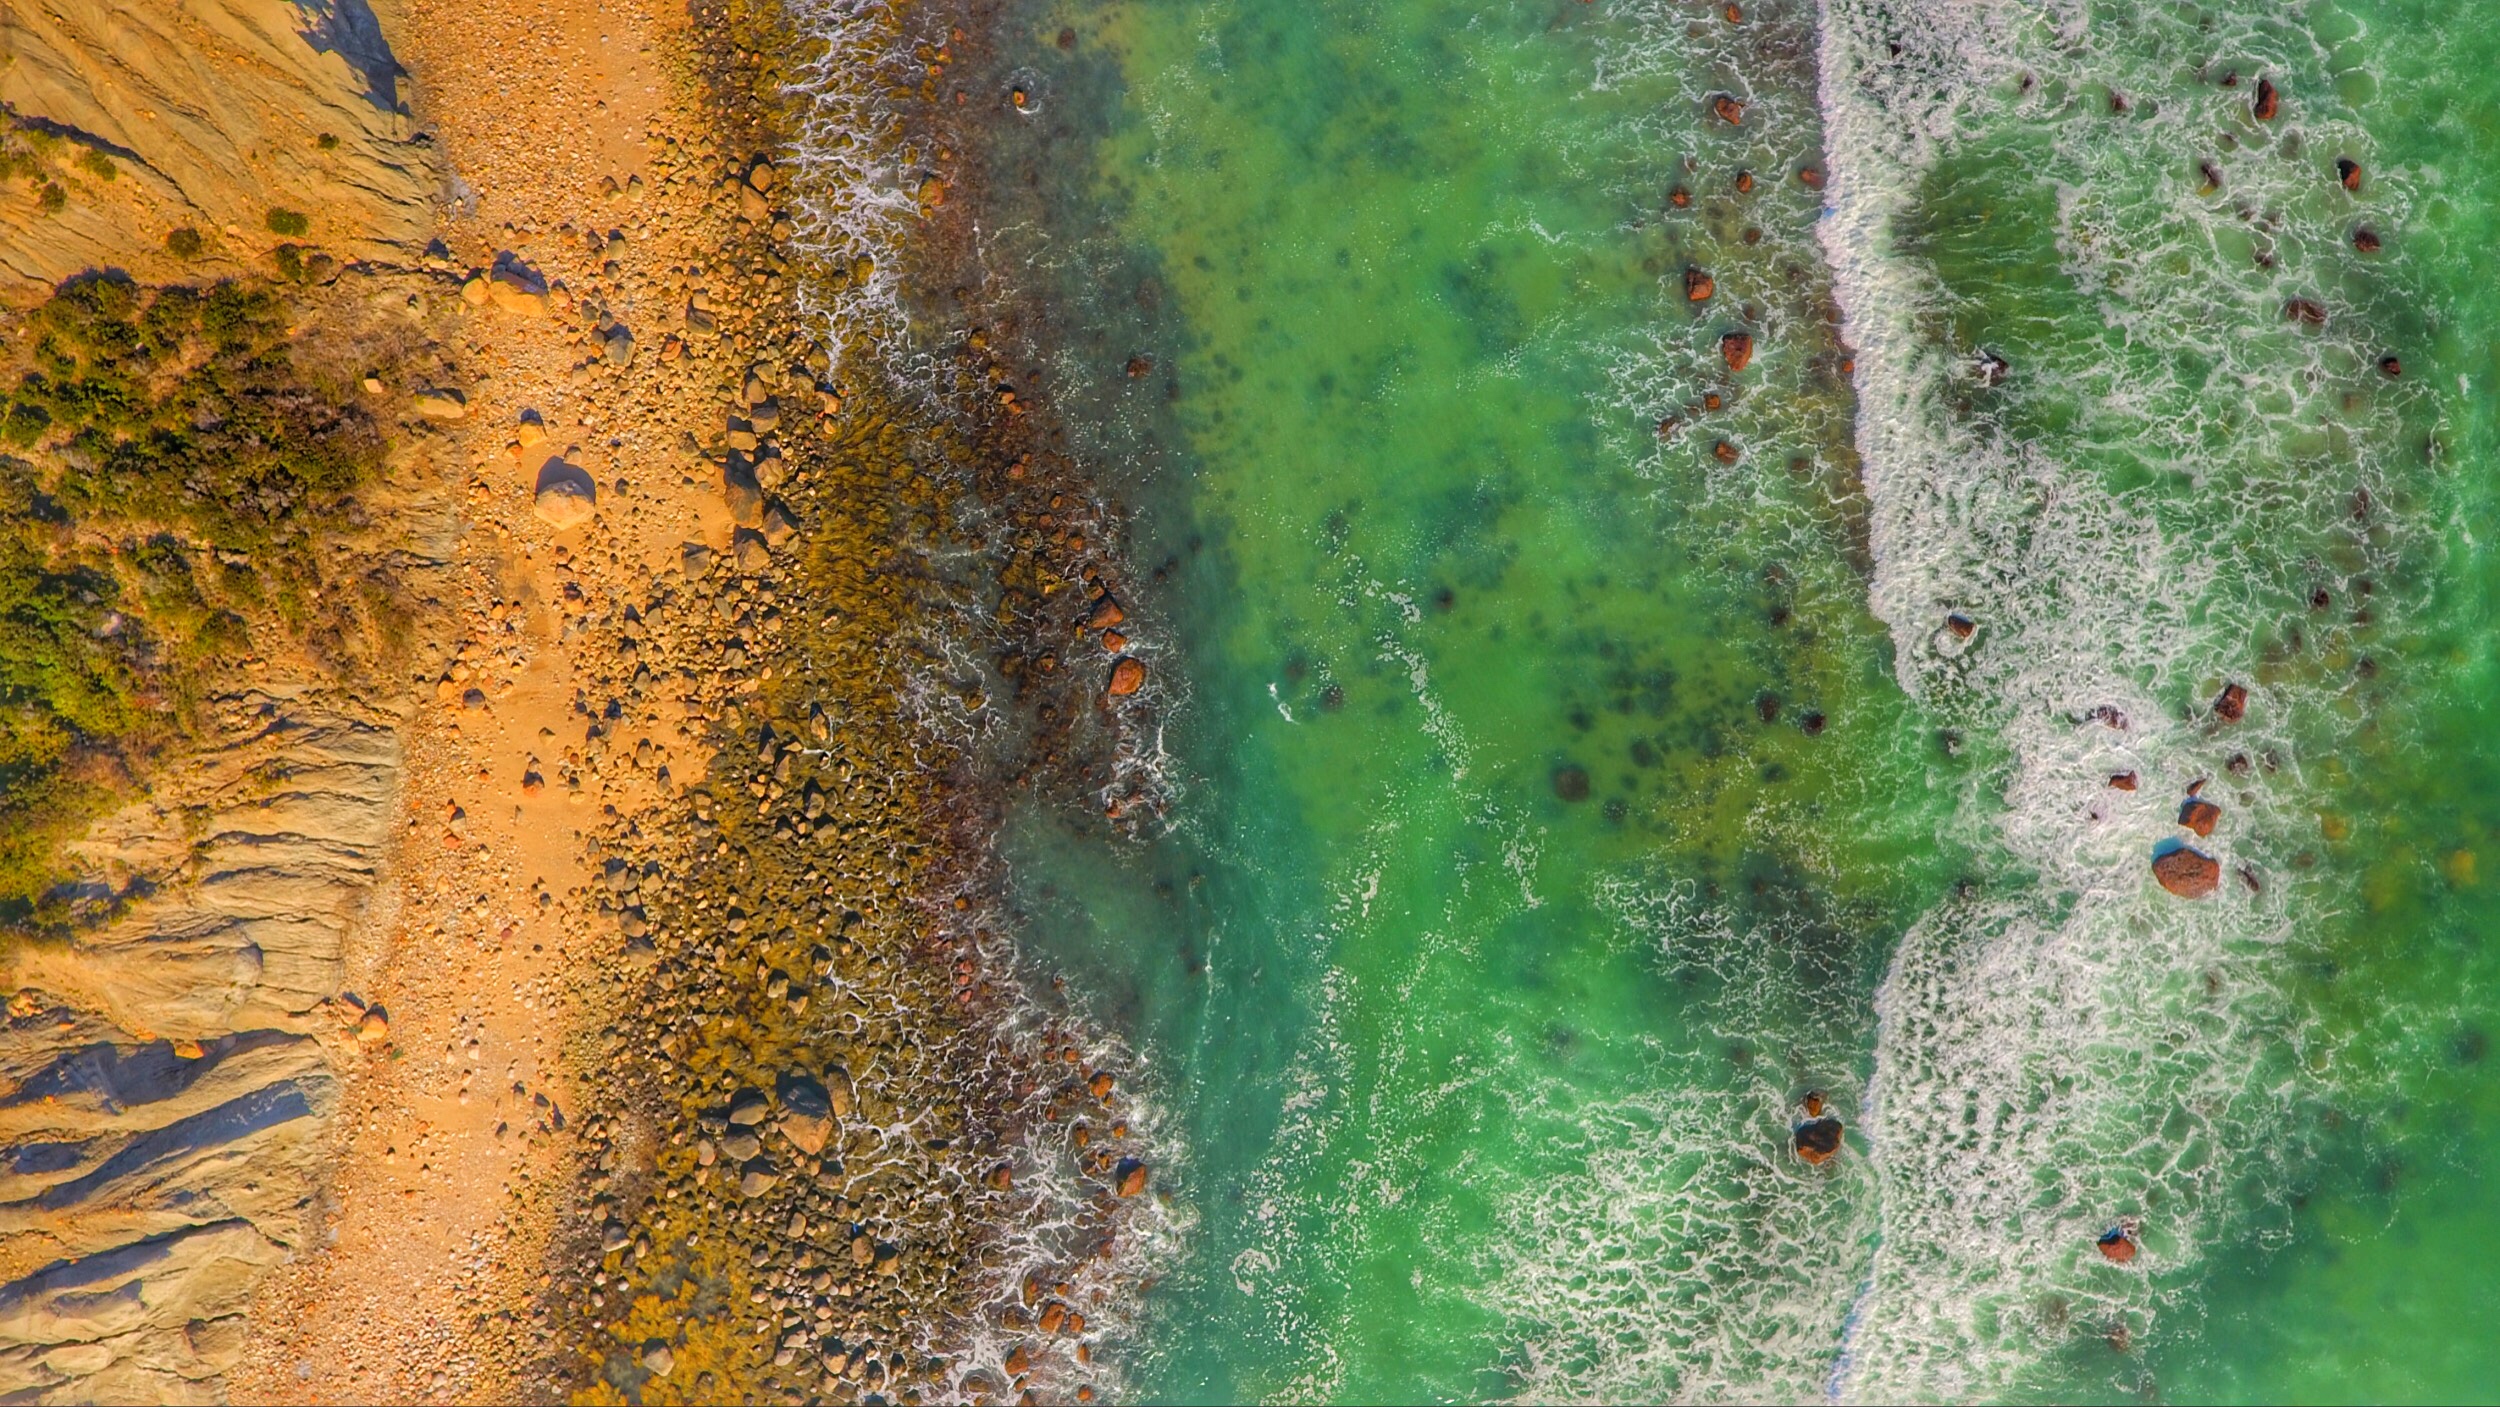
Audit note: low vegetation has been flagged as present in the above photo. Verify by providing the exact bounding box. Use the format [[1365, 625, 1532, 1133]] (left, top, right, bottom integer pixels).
[[0, 273, 402, 930]]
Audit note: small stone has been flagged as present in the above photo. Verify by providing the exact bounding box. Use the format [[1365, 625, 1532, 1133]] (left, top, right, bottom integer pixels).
[[729, 1089, 771, 1125], [354, 1008, 389, 1046], [644, 1342, 675, 1377], [1711, 94, 1745, 124], [487, 257, 550, 316], [1685, 267, 1714, 302], [2337, 157, 2362, 192], [533, 460, 598, 528], [739, 1161, 780, 1197], [2097, 1227, 2139, 1264], [2253, 77, 2279, 120], [1107, 657, 1147, 697], [1944, 613, 1976, 639], [695, 1138, 717, 1167], [173, 1039, 206, 1059], [516, 417, 547, 447], [723, 462, 765, 527], [2153, 845, 2221, 899], [2354, 227, 2381, 254], [413, 388, 468, 420], [986, 1163, 1013, 1191], [733, 530, 771, 573], [2213, 682, 2248, 721], [2108, 772, 2138, 791], [460, 275, 490, 306], [1113, 1157, 1148, 1196], [1721, 331, 1753, 372], [740, 184, 771, 222], [603, 325, 634, 365], [2178, 797, 2221, 837], [722, 1129, 761, 1162], [762, 503, 800, 547], [748, 159, 777, 192]]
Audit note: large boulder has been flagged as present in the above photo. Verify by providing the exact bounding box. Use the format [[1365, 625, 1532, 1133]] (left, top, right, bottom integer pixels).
[[2153, 845, 2221, 899]]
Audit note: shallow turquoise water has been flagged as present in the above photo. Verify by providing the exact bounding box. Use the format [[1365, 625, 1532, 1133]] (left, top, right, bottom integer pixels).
[[903, 0, 2500, 1398]]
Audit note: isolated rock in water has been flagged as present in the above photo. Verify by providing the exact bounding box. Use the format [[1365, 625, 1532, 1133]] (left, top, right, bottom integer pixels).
[[2354, 227, 2382, 253], [1711, 94, 1745, 125], [1107, 657, 1147, 697], [1114, 1157, 1149, 1196], [413, 387, 468, 420], [778, 1073, 833, 1156], [2098, 1226, 2140, 1264], [1722, 331, 1754, 372], [2337, 157, 2363, 192], [2213, 682, 2248, 721], [2178, 797, 2221, 837], [533, 460, 597, 528], [2254, 76, 2280, 120], [1686, 267, 1715, 302], [2109, 771, 2139, 791], [1793, 1116, 1845, 1165], [2153, 845, 2221, 899]]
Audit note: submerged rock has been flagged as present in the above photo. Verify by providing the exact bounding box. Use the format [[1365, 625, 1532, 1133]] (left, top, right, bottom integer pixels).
[[1793, 1116, 1844, 1165], [1552, 766, 1591, 802], [1685, 267, 1714, 302], [2254, 77, 2280, 120], [2213, 682, 2248, 722], [2153, 845, 2221, 899]]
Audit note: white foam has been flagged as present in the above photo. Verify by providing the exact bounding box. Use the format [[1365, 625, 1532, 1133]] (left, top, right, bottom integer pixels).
[[1812, 0, 2416, 1395]]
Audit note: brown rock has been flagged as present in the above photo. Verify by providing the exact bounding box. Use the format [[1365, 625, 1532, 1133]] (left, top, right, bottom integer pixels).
[[2284, 298, 2327, 328], [2108, 771, 2138, 791], [1722, 331, 1754, 372], [1711, 94, 1745, 125], [2337, 157, 2362, 192], [2213, 682, 2248, 722], [1107, 657, 1147, 697], [2153, 846, 2221, 899], [2178, 797, 2221, 837], [1712, 440, 1739, 465], [2354, 227, 2381, 254], [2253, 77, 2279, 120], [1798, 165, 1825, 189], [2097, 1227, 2139, 1264], [1793, 1116, 1844, 1165], [1685, 267, 1714, 302], [1113, 1157, 1148, 1196], [1945, 613, 1976, 639], [1087, 594, 1126, 630], [533, 460, 597, 528]]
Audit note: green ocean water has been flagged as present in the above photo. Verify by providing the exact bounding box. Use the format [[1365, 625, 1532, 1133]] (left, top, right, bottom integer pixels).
[[910, 0, 2500, 1398]]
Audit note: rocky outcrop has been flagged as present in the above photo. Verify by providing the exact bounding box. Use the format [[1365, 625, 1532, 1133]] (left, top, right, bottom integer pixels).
[[0, 0, 438, 286], [0, 690, 407, 1401]]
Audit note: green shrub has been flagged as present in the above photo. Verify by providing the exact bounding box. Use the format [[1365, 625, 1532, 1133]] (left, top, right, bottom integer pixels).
[[76, 149, 114, 181], [35, 182, 64, 214], [165, 227, 203, 259], [0, 273, 391, 930], [316, 132, 340, 151], [265, 207, 309, 237]]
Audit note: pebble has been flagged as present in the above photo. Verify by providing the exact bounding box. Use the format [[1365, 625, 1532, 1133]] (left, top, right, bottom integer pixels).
[[414, 388, 469, 420]]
